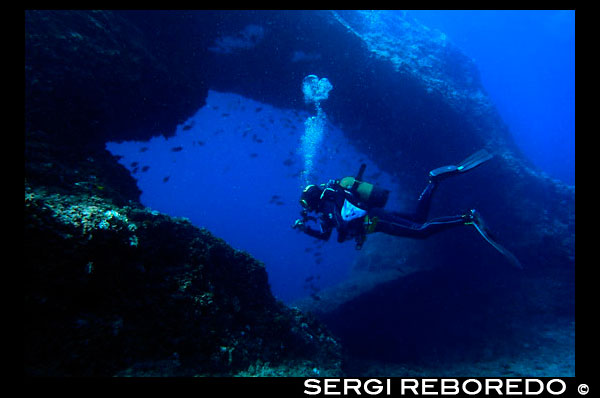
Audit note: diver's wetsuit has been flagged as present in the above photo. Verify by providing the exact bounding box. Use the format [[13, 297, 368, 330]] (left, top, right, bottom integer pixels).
[[301, 180, 467, 244], [296, 149, 522, 268]]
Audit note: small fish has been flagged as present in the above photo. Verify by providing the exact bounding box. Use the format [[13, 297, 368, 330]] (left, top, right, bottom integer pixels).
[[252, 134, 263, 143], [163, 176, 170, 183], [310, 293, 321, 301], [141, 166, 150, 172], [274, 201, 285, 206], [196, 141, 205, 146], [221, 113, 230, 117], [305, 275, 314, 282], [249, 153, 258, 158], [182, 122, 194, 130], [283, 159, 294, 166], [171, 146, 183, 152], [269, 195, 282, 204], [304, 247, 313, 253], [131, 161, 139, 167], [139, 147, 149, 152], [255, 107, 263, 112]]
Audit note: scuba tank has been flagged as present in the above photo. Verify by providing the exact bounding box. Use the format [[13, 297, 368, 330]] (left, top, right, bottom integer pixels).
[[339, 163, 390, 209]]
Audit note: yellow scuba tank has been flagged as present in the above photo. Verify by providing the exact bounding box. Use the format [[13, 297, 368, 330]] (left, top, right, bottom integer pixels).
[[339, 164, 390, 208]]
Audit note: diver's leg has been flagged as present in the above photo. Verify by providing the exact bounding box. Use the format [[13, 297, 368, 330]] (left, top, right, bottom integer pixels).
[[410, 215, 469, 238], [381, 181, 438, 223], [413, 180, 438, 222], [371, 209, 467, 239], [373, 208, 522, 268], [410, 149, 493, 221]]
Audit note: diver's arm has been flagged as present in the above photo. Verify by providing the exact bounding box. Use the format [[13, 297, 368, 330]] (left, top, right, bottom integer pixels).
[[303, 224, 333, 241], [293, 218, 333, 241]]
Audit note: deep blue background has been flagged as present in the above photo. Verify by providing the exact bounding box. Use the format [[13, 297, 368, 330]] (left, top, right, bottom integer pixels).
[[405, 10, 575, 185]]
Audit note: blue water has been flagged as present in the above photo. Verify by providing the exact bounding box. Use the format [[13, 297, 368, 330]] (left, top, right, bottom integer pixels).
[[405, 10, 575, 185], [107, 10, 575, 304]]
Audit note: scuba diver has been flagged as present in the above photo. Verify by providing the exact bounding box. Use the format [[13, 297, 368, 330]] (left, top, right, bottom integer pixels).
[[293, 149, 522, 268]]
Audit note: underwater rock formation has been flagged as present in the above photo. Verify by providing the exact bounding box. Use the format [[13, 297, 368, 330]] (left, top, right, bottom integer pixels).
[[25, 10, 573, 374], [24, 184, 342, 376]]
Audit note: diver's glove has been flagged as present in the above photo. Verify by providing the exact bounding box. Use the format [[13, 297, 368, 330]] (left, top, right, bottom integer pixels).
[[292, 219, 306, 231], [326, 179, 338, 187]]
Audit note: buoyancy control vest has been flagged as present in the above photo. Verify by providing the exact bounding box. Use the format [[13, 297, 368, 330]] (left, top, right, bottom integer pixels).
[[338, 164, 390, 209]]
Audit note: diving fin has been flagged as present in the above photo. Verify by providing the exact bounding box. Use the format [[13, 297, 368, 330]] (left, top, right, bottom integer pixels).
[[457, 149, 494, 173], [429, 149, 493, 181], [466, 209, 522, 269]]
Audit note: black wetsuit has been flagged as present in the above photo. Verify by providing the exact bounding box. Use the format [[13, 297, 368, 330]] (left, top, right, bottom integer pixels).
[[300, 179, 467, 245]]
